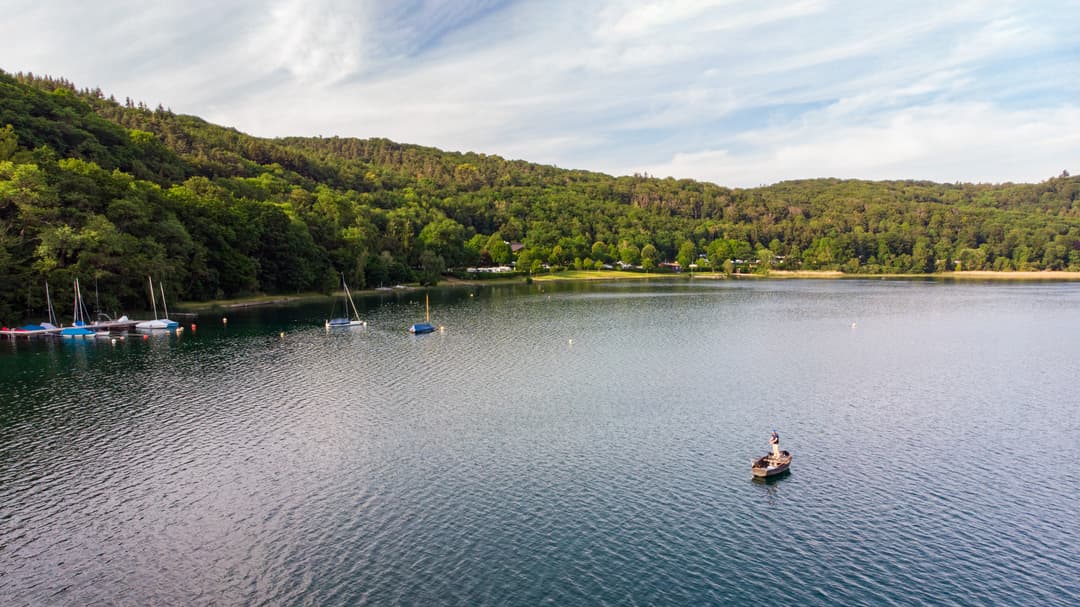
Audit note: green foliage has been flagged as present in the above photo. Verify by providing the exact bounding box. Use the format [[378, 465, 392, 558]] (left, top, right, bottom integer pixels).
[[0, 124, 16, 161], [417, 249, 445, 286], [676, 240, 696, 270], [1, 68, 1079, 322]]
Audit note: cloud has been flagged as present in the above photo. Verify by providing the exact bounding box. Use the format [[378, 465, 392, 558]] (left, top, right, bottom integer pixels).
[[1, 0, 1078, 187], [248, 0, 370, 84], [641, 103, 1080, 187]]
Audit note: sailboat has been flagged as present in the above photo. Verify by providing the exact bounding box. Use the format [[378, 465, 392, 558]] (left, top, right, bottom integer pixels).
[[409, 294, 437, 334], [60, 278, 96, 338], [326, 273, 366, 328], [135, 276, 180, 331], [41, 281, 58, 330], [11, 281, 56, 335]]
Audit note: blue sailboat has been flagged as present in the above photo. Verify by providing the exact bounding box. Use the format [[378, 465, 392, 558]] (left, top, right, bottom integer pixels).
[[61, 278, 95, 338], [409, 294, 437, 334], [325, 274, 365, 328]]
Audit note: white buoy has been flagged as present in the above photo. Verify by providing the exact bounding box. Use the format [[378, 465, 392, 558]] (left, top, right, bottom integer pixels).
[[280, 331, 285, 339], [222, 317, 228, 325], [111, 338, 117, 345]]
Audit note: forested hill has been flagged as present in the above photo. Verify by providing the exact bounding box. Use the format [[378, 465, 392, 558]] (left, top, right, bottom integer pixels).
[[1, 69, 1079, 321]]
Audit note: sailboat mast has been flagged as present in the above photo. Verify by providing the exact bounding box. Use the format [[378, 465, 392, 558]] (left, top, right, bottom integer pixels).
[[45, 280, 56, 326], [425, 294, 430, 323], [75, 278, 82, 324], [345, 276, 361, 320], [72, 278, 79, 325], [160, 282, 170, 319], [76, 278, 91, 325], [148, 276, 158, 320]]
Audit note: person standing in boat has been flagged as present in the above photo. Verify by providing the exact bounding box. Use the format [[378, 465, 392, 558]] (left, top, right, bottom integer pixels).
[[770, 430, 781, 458]]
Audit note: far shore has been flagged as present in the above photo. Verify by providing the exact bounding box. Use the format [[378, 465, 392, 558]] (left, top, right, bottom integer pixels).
[[536, 269, 1080, 281], [760, 269, 1080, 281], [175, 276, 524, 312], [176, 269, 1080, 311]]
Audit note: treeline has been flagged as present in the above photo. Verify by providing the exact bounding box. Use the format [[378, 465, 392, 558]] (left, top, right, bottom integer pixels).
[[1, 69, 1079, 321]]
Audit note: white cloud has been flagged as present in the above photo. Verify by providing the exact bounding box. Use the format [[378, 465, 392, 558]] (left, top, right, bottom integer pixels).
[[249, 0, 370, 84], [1, 0, 1078, 187], [601, 0, 740, 40], [641, 103, 1080, 187]]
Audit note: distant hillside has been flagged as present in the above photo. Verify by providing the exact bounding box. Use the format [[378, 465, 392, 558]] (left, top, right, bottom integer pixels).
[[1, 68, 1078, 320]]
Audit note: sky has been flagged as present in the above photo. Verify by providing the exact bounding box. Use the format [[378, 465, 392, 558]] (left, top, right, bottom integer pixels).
[[1, 0, 1078, 187]]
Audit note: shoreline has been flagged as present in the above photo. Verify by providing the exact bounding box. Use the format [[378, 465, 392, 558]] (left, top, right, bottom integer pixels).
[[536, 269, 1080, 281], [760, 270, 1080, 280], [175, 277, 523, 312], [175, 269, 1080, 311]]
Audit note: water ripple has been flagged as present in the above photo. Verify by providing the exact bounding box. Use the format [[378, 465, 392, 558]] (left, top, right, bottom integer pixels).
[[1, 281, 1079, 605]]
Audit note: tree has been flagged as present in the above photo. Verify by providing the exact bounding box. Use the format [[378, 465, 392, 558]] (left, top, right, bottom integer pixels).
[[641, 244, 659, 269], [549, 244, 565, 265], [418, 217, 467, 267], [486, 233, 512, 265], [0, 124, 17, 161], [677, 240, 696, 270], [417, 249, 445, 285], [464, 233, 486, 267], [517, 248, 534, 273], [706, 239, 731, 271], [591, 241, 610, 263], [755, 248, 773, 274]]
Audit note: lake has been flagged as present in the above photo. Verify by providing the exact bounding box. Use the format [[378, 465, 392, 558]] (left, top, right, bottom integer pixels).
[[1, 279, 1078, 606]]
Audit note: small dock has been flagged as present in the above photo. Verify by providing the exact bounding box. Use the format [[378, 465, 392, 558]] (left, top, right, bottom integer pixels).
[[0, 319, 142, 339]]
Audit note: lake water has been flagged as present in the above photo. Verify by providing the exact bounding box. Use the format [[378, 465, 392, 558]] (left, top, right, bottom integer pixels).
[[1, 279, 1078, 606]]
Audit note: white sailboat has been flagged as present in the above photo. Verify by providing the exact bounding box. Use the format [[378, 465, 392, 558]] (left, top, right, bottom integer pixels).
[[136, 276, 180, 331], [40, 280, 58, 330], [326, 274, 366, 328]]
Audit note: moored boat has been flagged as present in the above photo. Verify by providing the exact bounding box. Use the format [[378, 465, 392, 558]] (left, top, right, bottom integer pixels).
[[61, 278, 96, 339], [135, 277, 180, 331], [409, 294, 438, 334], [409, 321, 436, 334], [326, 274, 366, 328]]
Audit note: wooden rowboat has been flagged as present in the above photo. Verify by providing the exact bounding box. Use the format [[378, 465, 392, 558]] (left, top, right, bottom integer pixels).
[[751, 450, 792, 477]]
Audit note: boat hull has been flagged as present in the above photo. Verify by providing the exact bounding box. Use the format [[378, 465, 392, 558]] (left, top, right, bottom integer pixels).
[[751, 451, 792, 477], [135, 319, 180, 331], [409, 322, 436, 334], [326, 318, 365, 328]]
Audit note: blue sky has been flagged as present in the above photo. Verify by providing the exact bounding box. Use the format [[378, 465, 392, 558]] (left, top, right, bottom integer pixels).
[[2, 0, 1078, 187]]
